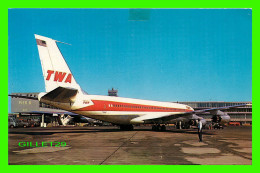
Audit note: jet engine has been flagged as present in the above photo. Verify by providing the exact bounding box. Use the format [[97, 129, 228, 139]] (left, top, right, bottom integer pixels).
[[210, 110, 230, 124]]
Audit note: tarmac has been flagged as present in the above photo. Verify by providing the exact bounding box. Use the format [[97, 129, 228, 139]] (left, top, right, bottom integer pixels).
[[8, 126, 252, 165]]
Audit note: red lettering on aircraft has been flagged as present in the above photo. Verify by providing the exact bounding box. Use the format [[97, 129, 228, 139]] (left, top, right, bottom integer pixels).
[[46, 70, 54, 80], [45, 70, 72, 83], [65, 73, 72, 83], [54, 71, 67, 82]]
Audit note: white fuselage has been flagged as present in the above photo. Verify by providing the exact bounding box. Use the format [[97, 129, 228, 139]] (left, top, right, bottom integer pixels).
[[40, 93, 194, 125]]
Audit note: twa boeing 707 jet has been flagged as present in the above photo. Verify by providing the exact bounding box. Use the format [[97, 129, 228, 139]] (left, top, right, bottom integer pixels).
[[17, 34, 250, 130]]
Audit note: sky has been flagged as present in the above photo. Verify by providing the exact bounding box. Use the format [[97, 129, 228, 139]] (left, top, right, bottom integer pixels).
[[8, 9, 252, 107]]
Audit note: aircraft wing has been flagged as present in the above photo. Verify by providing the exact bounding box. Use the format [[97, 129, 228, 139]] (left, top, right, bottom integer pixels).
[[130, 112, 195, 124], [192, 103, 252, 114], [130, 103, 251, 124]]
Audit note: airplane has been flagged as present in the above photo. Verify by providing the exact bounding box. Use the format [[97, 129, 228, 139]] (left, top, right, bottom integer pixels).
[[16, 34, 251, 131]]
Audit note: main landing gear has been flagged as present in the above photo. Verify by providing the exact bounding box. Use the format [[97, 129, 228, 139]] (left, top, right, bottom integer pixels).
[[120, 124, 134, 131], [152, 124, 166, 131]]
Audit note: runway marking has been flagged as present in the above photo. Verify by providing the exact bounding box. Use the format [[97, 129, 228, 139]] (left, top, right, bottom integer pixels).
[[99, 131, 138, 165]]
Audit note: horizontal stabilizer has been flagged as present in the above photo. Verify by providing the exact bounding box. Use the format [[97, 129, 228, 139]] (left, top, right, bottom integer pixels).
[[40, 86, 78, 103]]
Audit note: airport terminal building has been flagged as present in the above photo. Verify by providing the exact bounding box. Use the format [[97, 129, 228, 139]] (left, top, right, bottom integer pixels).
[[9, 92, 252, 126], [177, 101, 252, 124]]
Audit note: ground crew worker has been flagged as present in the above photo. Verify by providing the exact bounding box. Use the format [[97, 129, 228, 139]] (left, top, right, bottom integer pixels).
[[198, 119, 203, 142]]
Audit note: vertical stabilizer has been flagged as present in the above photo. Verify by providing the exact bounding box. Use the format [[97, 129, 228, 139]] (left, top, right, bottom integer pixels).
[[35, 34, 82, 93]]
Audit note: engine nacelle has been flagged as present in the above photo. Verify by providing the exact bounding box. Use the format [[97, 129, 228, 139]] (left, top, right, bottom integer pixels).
[[210, 110, 230, 124], [190, 114, 207, 125]]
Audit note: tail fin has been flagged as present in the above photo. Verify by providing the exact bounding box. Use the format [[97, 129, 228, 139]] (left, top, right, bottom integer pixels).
[[35, 34, 82, 93]]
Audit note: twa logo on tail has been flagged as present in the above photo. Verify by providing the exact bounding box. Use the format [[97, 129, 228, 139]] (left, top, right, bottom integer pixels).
[[46, 70, 72, 83]]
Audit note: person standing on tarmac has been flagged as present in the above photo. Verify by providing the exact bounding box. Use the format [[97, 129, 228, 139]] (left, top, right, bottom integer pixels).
[[198, 119, 203, 142]]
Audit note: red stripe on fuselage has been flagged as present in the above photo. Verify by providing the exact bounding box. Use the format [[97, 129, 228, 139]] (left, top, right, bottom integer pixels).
[[74, 100, 193, 113]]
